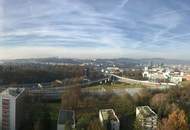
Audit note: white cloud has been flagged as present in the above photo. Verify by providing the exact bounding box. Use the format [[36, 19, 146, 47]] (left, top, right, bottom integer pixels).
[[0, 43, 189, 60], [0, 0, 190, 59], [0, 46, 125, 59]]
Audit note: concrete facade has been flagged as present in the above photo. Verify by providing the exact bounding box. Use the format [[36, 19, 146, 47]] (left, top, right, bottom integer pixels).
[[0, 88, 25, 130], [136, 106, 157, 130], [99, 109, 120, 130]]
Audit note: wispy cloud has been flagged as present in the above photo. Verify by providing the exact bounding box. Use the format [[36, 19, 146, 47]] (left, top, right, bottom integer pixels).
[[0, 0, 190, 59], [111, 0, 129, 14]]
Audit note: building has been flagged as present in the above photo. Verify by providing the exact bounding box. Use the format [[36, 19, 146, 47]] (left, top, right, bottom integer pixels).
[[99, 109, 120, 130], [0, 88, 25, 130], [170, 76, 183, 84], [136, 106, 157, 130], [142, 66, 183, 84], [142, 67, 167, 82], [106, 67, 123, 74], [57, 110, 75, 130]]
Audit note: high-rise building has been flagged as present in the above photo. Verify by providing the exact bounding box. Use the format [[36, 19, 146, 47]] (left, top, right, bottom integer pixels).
[[0, 88, 25, 130]]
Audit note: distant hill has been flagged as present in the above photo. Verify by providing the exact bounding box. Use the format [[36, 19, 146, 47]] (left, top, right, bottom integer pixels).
[[1, 57, 190, 65], [138, 58, 190, 65]]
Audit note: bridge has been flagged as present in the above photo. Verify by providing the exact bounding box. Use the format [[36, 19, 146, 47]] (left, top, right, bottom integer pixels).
[[27, 77, 112, 100], [110, 74, 176, 87], [0, 75, 176, 100]]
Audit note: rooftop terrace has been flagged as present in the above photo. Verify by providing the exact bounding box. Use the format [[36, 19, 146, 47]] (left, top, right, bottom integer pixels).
[[136, 106, 157, 118], [100, 109, 119, 122], [0, 88, 25, 98]]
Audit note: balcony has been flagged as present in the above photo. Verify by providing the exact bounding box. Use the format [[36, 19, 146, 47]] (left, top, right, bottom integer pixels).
[[2, 106, 9, 109]]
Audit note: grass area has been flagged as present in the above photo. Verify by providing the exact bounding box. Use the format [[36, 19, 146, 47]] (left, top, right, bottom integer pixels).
[[105, 82, 147, 89], [83, 82, 147, 92]]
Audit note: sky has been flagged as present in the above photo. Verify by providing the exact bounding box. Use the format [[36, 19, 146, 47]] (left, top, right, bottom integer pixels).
[[0, 0, 190, 59]]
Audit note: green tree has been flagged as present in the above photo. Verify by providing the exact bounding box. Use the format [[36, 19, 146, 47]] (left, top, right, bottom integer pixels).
[[61, 86, 81, 110], [65, 121, 72, 130], [110, 94, 135, 115], [133, 119, 144, 130], [76, 114, 93, 130]]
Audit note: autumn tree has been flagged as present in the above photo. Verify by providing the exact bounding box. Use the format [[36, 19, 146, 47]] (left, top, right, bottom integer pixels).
[[87, 119, 106, 130], [82, 96, 97, 108], [61, 85, 81, 110], [158, 108, 189, 130], [150, 93, 170, 117], [150, 93, 168, 108], [134, 89, 152, 105]]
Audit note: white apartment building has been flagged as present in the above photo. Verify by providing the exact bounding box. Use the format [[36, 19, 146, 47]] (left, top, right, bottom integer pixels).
[[170, 76, 183, 84], [99, 109, 120, 130], [0, 88, 25, 130], [136, 106, 157, 130], [106, 67, 123, 74], [142, 66, 183, 84], [57, 110, 75, 130]]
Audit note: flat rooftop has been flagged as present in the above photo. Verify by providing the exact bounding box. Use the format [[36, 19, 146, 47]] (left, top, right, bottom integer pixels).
[[136, 106, 157, 118], [0, 88, 25, 98], [58, 110, 75, 125], [100, 109, 119, 122]]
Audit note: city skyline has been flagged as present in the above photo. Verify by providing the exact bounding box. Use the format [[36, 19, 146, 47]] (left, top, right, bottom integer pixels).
[[0, 0, 190, 59]]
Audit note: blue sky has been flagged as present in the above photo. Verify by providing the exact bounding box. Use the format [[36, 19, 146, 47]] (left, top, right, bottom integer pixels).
[[0, 0, 190, 59]]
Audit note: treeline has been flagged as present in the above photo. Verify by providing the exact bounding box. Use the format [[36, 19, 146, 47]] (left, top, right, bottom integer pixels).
[[61, 84, 190, 130], [134, 85, 190, 130], [0, 64, 104, 85], [21, 82, 190, 130], [18, 79, 190, 130]]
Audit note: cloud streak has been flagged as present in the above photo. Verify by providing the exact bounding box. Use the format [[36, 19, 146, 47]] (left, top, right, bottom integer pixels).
[[0, 0, 190, 59]]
